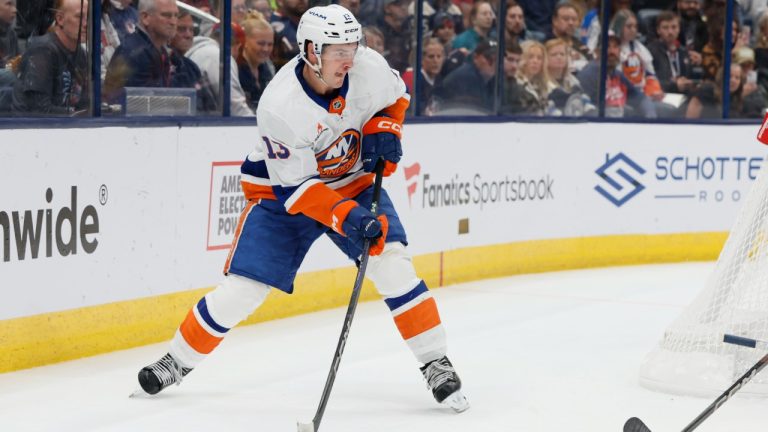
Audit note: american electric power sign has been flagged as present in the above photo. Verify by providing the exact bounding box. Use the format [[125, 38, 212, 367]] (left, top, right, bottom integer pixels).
[[595, 152, 764, 207]]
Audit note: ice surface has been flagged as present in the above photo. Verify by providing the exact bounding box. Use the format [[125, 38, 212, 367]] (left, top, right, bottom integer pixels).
[[1, 263, 765, 431]]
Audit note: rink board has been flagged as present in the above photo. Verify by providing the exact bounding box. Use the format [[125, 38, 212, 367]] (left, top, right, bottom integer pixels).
[[0, 121, 762, 372]]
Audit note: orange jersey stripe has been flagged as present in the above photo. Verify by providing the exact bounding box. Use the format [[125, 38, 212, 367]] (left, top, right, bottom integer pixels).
[[179, 309, 224, 354], [286, 182, 345, 226], [380, 96, 410, 124], [224, 200, 258, 273], [393, 297, 442, 340], [292, 174, 375, 228], [242, 182, 276, 201], [335, 173, 375, 199]]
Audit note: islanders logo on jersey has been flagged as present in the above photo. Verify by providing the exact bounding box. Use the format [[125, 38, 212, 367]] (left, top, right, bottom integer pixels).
[[622, 51, 645, 87], [316, 129, 361, 178]]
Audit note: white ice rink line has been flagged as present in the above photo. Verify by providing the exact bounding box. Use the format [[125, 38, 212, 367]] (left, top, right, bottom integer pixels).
[[1, 262, 765, 431]]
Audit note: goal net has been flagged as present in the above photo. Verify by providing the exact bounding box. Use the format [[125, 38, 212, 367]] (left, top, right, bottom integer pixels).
[[639, 157, 768, 397]]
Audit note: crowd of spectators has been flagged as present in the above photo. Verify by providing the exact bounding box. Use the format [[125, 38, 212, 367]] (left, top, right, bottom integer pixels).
[[413, 0, 768, 118], [1, 0, 767, 119]]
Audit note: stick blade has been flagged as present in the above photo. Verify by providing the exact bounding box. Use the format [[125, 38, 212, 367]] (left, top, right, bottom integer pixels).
[[297, 421, 315, 432], [624, 417, 652, 432]]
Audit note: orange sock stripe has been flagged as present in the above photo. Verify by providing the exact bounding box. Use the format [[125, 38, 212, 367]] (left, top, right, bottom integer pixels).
[[393, 297, 442, 340], [179, 309, 224, 355]]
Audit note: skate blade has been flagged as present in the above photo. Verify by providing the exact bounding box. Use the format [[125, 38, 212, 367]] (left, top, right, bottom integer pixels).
[[129, 388, 151, 398], [296, 420, 315, 432], [442, 390, 470, 413]]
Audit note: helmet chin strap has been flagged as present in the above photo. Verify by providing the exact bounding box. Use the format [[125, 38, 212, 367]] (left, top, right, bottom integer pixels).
[[301, 45, 336, 90]]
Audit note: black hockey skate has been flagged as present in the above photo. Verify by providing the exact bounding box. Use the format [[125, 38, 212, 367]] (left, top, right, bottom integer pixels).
[[420, 356, 470, 413], [135, 353, 192, 396]]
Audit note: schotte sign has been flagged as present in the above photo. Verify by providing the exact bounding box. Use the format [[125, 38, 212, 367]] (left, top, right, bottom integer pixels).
[[595, 152, 765, 207], [594, 153, 646, 207]]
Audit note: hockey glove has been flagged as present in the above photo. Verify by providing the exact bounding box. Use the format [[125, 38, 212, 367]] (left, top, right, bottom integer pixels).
[[331, 199, 388, 256], [362, 116, 402, 177]]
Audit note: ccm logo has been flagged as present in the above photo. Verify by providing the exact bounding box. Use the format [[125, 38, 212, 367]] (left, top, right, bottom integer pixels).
[[377, 120, 402, 133]]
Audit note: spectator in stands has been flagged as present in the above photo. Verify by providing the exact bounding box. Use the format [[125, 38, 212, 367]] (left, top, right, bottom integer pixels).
[[500, 40, 530, 114], [580, 0, 599, 46], [431, 12, 457, 53], [545, 38, 585, 113], [358, 0, 384, 26], [547, 1, 591, 70], [516, 40, 555, 115], [237, 11, 275, 110], [756, 9, 768, 50], [701, 17, 740, 81], [106, 0, 139, 42], [754, 11, 768, 92], [271, 0, 308, 69], [737, 0, 766, 26], [402, 37, 445, 115], [103, 0, 180, 101], [101, 0, 122, 81], [249, 0, 275, 21], [452, 1, 495, 52], [433, 38, 497, 113], [612, 9, 664, 102], [187, 21, 255, 116], [504, 1, 542, 47], [584, 0, 632, 55], [433, 13, 467, 77], [577, 32, 657, 118], [686, 63, 764, 118], [426, 0, 464, 34], [515, 0, 557, 36], [732, 46, 764, 109], [0, 0, 18, 87], [187, 0, 211, 14], [376, 0, 413, 74], [675, 0, 706, 71], [648, 11, 695, 95], [12, 0, 89, 115], [363, 26, 385, 55], [170, 10, 217, 111], [15, 0, 53, 39], [233, 0, 250, 24], [337, 0, 360, 17]]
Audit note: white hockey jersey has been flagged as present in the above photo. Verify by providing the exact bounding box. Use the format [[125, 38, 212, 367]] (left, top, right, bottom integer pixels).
[[240, 47, 409, 228]]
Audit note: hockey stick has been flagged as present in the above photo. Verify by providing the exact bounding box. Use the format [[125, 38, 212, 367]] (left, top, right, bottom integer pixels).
[[624, 334, 768, 432], [297, 158, 386, 432]]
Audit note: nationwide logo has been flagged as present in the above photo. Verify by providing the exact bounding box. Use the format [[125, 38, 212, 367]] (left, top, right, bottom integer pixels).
[[403, 162, 421, 207], [0, 185, 104, 262], [595, 152, 646, 207]]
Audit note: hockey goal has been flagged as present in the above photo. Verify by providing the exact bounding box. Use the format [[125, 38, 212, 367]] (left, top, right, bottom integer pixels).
[[639, 156, 768, 397]]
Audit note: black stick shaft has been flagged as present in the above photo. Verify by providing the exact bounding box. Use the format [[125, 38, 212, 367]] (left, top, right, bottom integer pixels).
[[310, 158, 386, 431], [682, 353, 768, 432]]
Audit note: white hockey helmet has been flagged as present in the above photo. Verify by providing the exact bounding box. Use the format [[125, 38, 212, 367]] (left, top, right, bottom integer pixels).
[[297, 4, 362, 65]]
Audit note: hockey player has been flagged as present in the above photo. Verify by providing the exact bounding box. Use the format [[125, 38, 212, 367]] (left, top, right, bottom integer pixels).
[[136, 4, 469, 413]]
